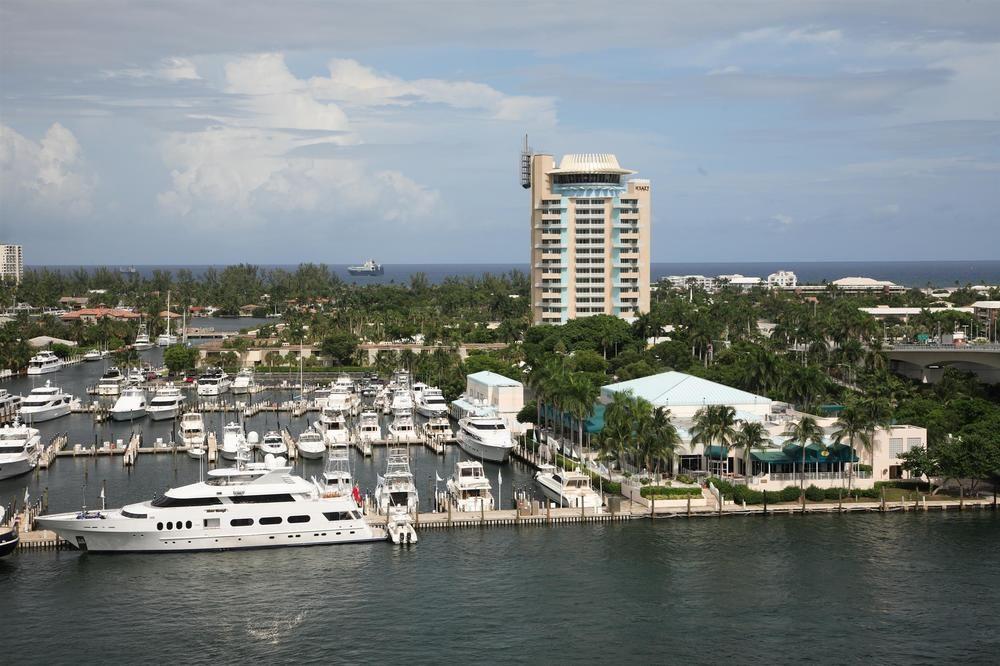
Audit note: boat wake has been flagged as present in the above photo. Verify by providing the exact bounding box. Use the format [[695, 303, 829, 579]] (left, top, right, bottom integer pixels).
[[245, 611, 307, 645]]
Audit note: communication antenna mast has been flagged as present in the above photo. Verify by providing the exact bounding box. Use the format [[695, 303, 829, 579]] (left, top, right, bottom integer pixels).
[[519, 134, 532, 189]]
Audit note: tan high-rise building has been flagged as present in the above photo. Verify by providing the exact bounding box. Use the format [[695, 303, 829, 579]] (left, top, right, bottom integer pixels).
[[526, 152, 650, 325], [0, 244, 23, 284]]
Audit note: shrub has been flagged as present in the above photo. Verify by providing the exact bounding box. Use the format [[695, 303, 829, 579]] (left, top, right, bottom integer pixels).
[[856, 464, 873, 473], [732, 485, 764, 505], [804, 485, 825, 502], [780, 486, 801, 502], [874, 480, 931, 492], [640, 486, 701, 500], [824, 487, 848, 500], [676, 474, 695, 485]]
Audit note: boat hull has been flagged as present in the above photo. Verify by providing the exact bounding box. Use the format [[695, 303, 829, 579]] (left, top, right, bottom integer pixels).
[[0, 526, 18, 557], [535, 477, 603, 509], [110, 408, 146, 421], [415, 405, 448, 418], [20, 405, 71, 423], [27, 365, 61, 375], [147, 406, 181, 421], [456, 431, 512, 463], [297, 446, 326, 459], [231, 383, 252, 395], [0, 457, 35, 481]]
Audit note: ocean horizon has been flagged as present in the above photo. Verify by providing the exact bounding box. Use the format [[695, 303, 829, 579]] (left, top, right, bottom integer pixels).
[[25, 259, 1000, 288]]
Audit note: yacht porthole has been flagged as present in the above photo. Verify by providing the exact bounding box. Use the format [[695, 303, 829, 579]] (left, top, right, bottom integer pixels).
[[166, 522, 173, 530], [186, 521, 192, 529], [157, 523, 163, 530]]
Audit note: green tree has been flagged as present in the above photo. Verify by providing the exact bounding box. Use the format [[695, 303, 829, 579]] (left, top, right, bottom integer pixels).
[[783, 415, 825, 504], [320, 331, 359, 366], [734, 421, 772, 478], [163, 344, 198, 373]]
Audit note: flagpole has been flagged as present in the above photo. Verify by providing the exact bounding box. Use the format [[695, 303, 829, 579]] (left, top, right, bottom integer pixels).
[[498, 468, 502, 511]]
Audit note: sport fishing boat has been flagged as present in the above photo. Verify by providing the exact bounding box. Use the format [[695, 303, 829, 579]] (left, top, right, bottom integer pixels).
[[231, 368, 256, 395], [259, 431, 287, 458], [534, 464, 603, 510], [19, 382, 73, 423], [82, 349, 103, 362], [390, 388, 413, 414], [318, 406, 349, 445], [147, 383, 185, 421], [133, 323, 153, 351], [358, 411, 382, 442], [36, 457, 382, 552], [110, 385, 147, 421], [347, 259, 384, 276], [219, 422, 247, 461], [415, 386, 448, 417], [0, 420, 41, 481], [27, 350, 62, 375], [321, 442, 354, 498], [375, 447, 419, 544], [387, 410, 419, 442], [179, 412, 206, 448], [446, 460, 495, 513], [96, 367, 126, 396], [196, 367, 231, 396], [455, 407, 514, 463], [296, 427, 326, 459]]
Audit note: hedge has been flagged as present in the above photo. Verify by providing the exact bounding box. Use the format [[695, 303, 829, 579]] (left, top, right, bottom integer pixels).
[[640, 486, 702, 500]]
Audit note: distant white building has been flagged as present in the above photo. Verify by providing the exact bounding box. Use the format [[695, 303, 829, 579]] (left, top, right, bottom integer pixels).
[[717, 274, 763, 291], [664, 275, 716, 291], [0, 244, 23, 284], [450, 371, 526, 434], [767, 270, 797, 289]]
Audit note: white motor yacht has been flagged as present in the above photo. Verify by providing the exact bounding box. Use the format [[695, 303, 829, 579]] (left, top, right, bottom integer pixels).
[[179, 412, 206, 448], [390, 388, 414, 414], [0, 389, 22, 413], [27, 350, 62, 375], [219, 422, 248, 461], [147, 383, 185, 421], [411, 381, 427, 401], [423, 415, 453, 440], [415, 386, 448, 417], [375, 447, 419, 516], [0, 420, 42, 481], [96, 367, 126, 396], [127, 367, 146, 385], [231, 368, 255, 395], [446, 460, 495, 512], [196, 367, 231, 396], [319, 407, 349, 445], [260, 431, 287, 458], [358, 411, 382, 442], [37, 457, 382, 552], [388, 411, 419, 442], [456, 408, 514, 463], [296, 427, 326, 459], [133, 323, 153, 351], [19, 382, 73, 423], [534, 464, 603, 509], [110, 385, 147, 421], [82, 349, 103, 362]]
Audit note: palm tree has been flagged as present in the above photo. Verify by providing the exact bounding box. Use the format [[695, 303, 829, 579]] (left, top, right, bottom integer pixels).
[[566, 374, 600, 460], [783, 415, 825, 501], [644, 407, 681, 477], [689, 405, 738, 476], [734, 421, 772, 478], [831, 403, 873, 489], [601, 390, 638, 470]]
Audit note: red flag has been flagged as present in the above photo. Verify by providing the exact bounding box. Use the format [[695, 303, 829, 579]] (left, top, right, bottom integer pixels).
[[352, 485, 362, 505]]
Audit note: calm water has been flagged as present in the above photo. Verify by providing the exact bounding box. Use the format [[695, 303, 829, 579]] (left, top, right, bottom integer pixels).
[[34, 260, 1000, 287], [2, 514, 997, 663]]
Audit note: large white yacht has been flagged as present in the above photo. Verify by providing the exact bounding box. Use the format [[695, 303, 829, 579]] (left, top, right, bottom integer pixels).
[[455, 408, 514, 463], [82, 349, 103, 362], [231, 368, 256, 395], [133, 323, 153, 351], [415, 386, 448, 417], [147, 383, 185, 421], [36, 457, 383, 552], [219, 422, 248, 461], [110, 385, 147, 421], [19, 382, 73, 423], [387, 410, 419, 442], [179, 412, 206, 448], [319, 406, 349, 445], [96, 367, 126, 396], [27, 350, 62, 375], [534, 464, 603, 509], [196, 367, 231, 396], [260, 431, 287, 458], [296, 427, 326, 459], [0, 420, 41, 481], [390, 388, 414, 414], [375, 447, 419, 516], [446, 461, 495, 512], [358, 411, 382, 442]]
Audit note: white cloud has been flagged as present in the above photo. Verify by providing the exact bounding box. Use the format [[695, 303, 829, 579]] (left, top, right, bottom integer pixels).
[[103, 57, 201, 82], [737, 26, 843, 45], [772, 213, 794, 226], [707, 65, 742, 76], [0, 122, 95, 213]]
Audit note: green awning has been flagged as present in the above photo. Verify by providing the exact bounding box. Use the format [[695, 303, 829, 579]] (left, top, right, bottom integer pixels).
[[752, 450, 795, 464], [706, 445, 730, 460]]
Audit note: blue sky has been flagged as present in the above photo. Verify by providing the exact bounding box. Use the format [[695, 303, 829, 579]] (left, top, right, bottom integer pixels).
[[1, 1, 998, 264]]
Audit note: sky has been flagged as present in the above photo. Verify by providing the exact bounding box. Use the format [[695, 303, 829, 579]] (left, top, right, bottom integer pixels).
[[1, 1, 999, 265]]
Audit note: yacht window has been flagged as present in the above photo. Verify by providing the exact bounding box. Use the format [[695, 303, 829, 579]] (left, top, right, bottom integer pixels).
[[259, 516, 282, 525], [121, 509, 147, 519], [288, 515, 310, 523], [186, 521, 192, 529], [166, 522, 173, 529], [204, 518, 220, 528], [157, 522, 163, 530], [151, 495, 223, 507], [230, 518, 253, 527], [229, 494, 295, 504], [471, 423, 504, 430], [323, 511, 350, 521]]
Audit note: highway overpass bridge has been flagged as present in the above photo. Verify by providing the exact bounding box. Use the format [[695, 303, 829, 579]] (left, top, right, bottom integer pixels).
[[886, 344, 1000, 384]]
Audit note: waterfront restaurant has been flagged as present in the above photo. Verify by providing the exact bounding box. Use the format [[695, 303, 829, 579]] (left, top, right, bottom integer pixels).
[[595, 371, 927, 490]]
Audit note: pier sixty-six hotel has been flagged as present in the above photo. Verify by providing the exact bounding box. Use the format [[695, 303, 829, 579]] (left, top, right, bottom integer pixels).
[[524, 145, 651, 324]]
